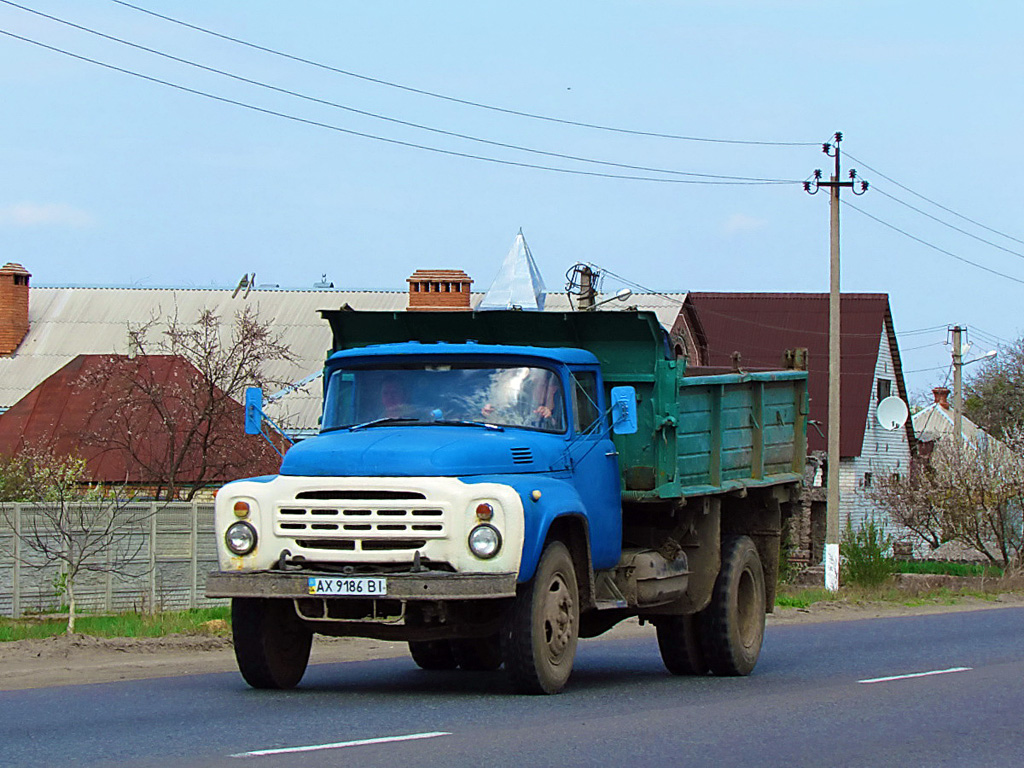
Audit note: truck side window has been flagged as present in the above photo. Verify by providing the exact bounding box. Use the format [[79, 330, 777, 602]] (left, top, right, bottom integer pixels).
[[572, 371, 600, 434], [323, 372, 356, 427]]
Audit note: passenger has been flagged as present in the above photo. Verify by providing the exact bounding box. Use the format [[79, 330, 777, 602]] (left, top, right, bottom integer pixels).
[[532, 370, 565, 428], [380, 378, 409, 419]]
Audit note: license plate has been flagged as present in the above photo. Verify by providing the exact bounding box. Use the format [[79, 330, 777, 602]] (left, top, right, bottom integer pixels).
[[307, 576, 387, 596]]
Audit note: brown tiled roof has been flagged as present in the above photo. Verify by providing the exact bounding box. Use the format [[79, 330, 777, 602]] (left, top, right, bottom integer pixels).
[[684, 293, 905, 458], [0, 354, 280, 484]]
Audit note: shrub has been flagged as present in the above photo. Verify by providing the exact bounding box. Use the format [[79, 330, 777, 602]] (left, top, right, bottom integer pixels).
[[842, 518, 898, 587]]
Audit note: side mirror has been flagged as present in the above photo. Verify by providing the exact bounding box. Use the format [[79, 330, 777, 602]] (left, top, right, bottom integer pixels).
[[244, 387, 263, 435], [610, 386, 638, 435]]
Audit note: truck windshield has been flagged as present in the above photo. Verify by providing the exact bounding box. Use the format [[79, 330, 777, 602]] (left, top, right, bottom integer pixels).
[[321, 362, 566, 433]]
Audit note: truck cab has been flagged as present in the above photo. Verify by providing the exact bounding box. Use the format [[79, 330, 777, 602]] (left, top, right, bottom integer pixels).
[[220, 342, 625, 584]]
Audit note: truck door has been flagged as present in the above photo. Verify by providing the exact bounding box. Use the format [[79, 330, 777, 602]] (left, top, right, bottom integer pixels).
[[566, 368, 622, 570]]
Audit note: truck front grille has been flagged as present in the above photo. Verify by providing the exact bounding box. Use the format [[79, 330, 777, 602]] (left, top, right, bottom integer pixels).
[[276, 489, 448, 553]]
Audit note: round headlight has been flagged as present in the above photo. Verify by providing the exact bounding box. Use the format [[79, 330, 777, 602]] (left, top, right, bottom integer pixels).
[[468, 524, 501, 559], [226, 521, 257, 555]]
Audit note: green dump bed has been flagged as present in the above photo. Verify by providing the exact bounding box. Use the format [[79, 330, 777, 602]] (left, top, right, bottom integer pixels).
[[319, 309, 808, 502]]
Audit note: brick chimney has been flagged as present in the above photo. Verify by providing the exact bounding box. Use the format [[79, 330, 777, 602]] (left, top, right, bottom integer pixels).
[[932, 386, 951, 410], [0, 262, 30, 355], [407, 269, 473, 311]]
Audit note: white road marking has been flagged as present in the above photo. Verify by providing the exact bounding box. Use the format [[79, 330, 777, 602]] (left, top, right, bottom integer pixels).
[[858, 666, 973, 684], [231, 731, 452, 758]]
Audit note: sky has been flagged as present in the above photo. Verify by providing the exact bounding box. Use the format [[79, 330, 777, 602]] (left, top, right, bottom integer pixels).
[[1, 1, 1022, 402]]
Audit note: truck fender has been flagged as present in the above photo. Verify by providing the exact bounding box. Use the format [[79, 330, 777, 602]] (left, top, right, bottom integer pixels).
[[514, 478, 589, 583], [460, 475, 594, 603]]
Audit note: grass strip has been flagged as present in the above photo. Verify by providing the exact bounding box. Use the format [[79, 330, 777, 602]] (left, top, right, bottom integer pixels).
[[897, 561, 1003, 578], [0, 606, 231, 642]]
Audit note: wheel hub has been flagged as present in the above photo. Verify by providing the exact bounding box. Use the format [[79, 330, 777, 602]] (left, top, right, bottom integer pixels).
[[542, 575, 575, 659]]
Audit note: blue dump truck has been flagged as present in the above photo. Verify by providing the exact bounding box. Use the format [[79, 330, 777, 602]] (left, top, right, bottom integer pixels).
[[207, 309, 808, 694]]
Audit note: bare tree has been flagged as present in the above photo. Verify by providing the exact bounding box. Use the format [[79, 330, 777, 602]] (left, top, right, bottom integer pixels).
[[77, 305, 292, 500], [1, 450, 150, 634], [872, 433, 1024, 568], [964, 336, 1024, 440]]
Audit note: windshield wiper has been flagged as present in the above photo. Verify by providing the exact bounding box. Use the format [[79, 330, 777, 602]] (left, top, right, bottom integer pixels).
[[345, 417, 422, 431], [431, 419, 504, 431]]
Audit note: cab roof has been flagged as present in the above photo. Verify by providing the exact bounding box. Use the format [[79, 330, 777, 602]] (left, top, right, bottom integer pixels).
[[327, 341, 600, 367]]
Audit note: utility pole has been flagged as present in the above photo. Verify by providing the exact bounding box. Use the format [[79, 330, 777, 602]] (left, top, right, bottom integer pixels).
[[579, 265, 596, 310], [951, 325, 964, 449], [805, 132, 868, 592]]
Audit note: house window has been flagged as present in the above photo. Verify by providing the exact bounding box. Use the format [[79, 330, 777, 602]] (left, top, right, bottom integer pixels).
[[877, 379, 892, 403], [863, 472, 872, 488]]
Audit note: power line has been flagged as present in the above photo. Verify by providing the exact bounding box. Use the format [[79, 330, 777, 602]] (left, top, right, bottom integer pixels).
[[970, 327, 1012, 347], [905, 363, 953, 374], [0, 0, 799, 184], [842, 199, 1024, 287], [873, 186, 1024, 261], [0, 27, 790, 186], [105, 0, 820, 148], [898, 340, 945, 353], [899, 325, 950, 336], [846, 152, 1024, 247]]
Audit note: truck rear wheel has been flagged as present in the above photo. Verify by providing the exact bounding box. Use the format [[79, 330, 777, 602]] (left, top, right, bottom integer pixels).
[[232, 598, 313, 689], [700, 535, 766, 676], [408, 640, 458, 670], [452, 635, 503, 671], [502, 540, 579, 694], [655, 614, 708, 675]]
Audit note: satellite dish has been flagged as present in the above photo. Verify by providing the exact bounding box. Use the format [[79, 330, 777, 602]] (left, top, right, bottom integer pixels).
[[876, 396, 909, 431]]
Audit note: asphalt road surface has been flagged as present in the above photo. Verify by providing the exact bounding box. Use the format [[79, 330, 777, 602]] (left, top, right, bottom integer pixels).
[[3, 607, 1021, 768]]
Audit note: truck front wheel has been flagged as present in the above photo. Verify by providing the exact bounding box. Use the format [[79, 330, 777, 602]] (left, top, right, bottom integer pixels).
[[408, 640, 458, 670], [655, 614, 708, 675], [232, 598, 313, 689], [502, 540, 579, 694], [452, 635, 504, 671], [700, 535, 766, 676]]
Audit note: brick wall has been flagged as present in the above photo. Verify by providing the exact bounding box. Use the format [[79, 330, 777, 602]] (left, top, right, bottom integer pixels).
[[407, 269, 473, 311], [0, 262, 30, 355]]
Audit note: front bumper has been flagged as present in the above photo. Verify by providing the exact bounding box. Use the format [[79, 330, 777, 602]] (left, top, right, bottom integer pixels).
[[206, 570, 518, 601]]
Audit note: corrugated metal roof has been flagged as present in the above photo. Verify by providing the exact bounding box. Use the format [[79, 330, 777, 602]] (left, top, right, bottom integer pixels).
[[684, 293, 905, 458], [542, 292, 686, 330], [0, 287, 409, 428], [913, 403, 988, 444], [2, 287, 686, 430]]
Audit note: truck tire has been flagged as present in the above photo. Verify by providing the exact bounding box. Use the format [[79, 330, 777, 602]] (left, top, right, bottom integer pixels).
[[408, 640, 458, 670], [232, 598, 313, 689], [655, 614, 708, 675], [452, 635, 503, 671], [502, 540, 579, 694], [700, 535, 766, 676]]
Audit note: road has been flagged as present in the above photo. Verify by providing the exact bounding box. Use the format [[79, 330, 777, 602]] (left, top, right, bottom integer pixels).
[[2, 607, 1021, 768]]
